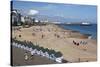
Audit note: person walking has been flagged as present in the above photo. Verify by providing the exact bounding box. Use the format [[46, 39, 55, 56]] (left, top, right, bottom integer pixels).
[[24, 52, 28, 61]]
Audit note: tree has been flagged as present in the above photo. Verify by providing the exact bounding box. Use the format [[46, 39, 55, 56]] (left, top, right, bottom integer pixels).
[[45, 48, 49, 52], [39, 47, 44, 52], [55, 51, 63, 58], [49, 49, 56, 55], [23, 40, 27, 47], [42, 47, 46, 53]]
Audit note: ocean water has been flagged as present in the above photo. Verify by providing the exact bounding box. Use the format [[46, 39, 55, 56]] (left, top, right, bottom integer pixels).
[[58, 24, 97, 39]]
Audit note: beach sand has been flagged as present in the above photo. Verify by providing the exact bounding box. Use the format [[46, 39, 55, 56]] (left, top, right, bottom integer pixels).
[[12, 24, 97, 63]]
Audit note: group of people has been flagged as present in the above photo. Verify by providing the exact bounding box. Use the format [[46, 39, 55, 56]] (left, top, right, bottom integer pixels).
[[73, 40, 88, 46], [13, 27, 21, 32], [24, 51, 34, 61], [73, 40, 79, 46], [32, 25, 69, 39], [54, 33, 60, 38]]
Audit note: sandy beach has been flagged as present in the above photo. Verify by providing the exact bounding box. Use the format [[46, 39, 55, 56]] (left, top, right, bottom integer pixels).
[[12, 24, 97, 63]]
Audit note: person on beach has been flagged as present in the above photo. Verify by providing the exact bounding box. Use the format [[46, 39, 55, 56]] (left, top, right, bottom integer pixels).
[[78, 58, 80, 62], [32, 33, 35, 36], [57, 35, 60, 38], [41, 34, 45, 39], [54, 33, 57, 38], [80, 41, 87, 45], [24, 52, 28, 61], [54, 34, 60, 38], [77, 43, 79, 46], [73, 40, 79, 46], [48, 29, 50, 32], [40, 28, 42, 31], [73, 40, 76, 45], [30, 54, 34, 60]]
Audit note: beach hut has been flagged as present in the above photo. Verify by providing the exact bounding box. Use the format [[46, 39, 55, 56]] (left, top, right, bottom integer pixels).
[[50, 54, 56, 60], [38, 47, 44, 56], [48, 49, 56, 60], [55, 52, 63, 63], [31, 49, 36, 55], [18, 44, 21, 48], [21, 45, 25, 49], [14, 42, 18, 47], [41, 48, 46, 57], [45, 52, 50, 58], [20, 45, 23, 49], [36, 46, 42, 55], [12, 42, 16, 47], [24, 46, 29, 51], [28, 47, 33, 52], [55, 56, 63, 63], [43, 48, 50, 58]]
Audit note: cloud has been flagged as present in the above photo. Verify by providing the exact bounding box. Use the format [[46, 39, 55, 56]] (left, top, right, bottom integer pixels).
[[28, 9, 39, 15]]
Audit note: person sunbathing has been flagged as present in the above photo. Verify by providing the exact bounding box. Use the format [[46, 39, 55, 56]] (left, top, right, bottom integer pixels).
[[73, 40, 79, 46]]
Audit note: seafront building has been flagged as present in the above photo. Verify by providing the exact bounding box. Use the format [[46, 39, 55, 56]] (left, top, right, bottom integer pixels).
[[21, 16, 25, 23], [11, 10, 52, 26], [11, 9, 33, 26], [24, 16, 33, 24], [11, 9, 21, 26]]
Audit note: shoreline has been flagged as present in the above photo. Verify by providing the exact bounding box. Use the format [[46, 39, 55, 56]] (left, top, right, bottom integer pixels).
[[53, 24, 93, 39], [56, 24, 97, 40]]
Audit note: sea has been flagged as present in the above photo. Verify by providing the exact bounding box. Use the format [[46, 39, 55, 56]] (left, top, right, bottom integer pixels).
[[58, 24, 97, 39]]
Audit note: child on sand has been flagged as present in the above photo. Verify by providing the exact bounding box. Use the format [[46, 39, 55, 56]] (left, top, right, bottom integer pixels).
[[24, 52, 28, 61]]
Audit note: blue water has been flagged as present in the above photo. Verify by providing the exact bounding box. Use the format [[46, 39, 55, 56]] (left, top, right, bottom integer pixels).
[[59, 24, 97, 39]]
